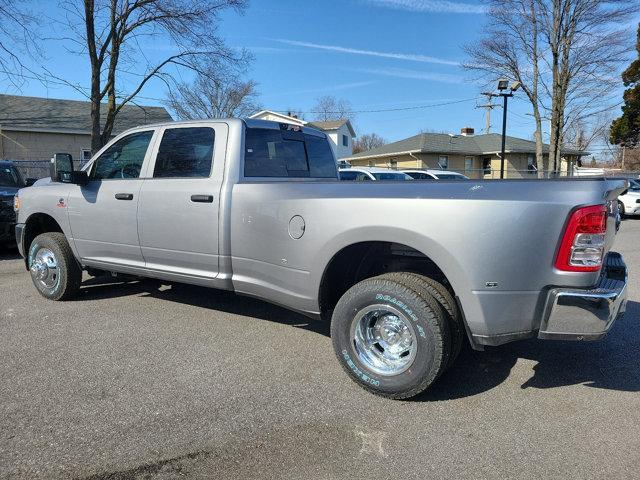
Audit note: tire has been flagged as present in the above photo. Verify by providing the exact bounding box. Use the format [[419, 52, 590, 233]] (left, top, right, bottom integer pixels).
[[28, 232, 82, 300], [618, 201, 625, 218], [385, 272, 464, 369], [331, 274, 450, 399]]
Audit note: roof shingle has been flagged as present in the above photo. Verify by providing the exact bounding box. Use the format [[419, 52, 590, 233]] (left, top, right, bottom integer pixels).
[[346, 131, 587, 159], [0, 94, 173, 135]]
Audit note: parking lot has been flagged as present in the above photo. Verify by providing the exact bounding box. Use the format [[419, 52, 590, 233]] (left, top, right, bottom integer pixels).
[[0, 219, 638, 479]]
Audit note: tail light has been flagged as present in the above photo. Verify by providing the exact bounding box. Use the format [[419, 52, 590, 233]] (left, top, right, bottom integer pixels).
[[555, 205, 607, 272]]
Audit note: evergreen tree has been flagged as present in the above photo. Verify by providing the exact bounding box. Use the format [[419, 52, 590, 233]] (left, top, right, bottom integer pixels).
[[611, 24, 640, 147]]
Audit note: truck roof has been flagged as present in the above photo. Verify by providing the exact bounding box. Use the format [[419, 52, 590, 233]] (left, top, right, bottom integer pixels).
[[122, 118, 327, 138]]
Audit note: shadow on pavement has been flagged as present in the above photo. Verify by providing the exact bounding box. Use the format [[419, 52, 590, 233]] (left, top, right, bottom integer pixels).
[[419, 300, 640, 401], [75, 276, 330, 337], [75, 276, 640, 399]]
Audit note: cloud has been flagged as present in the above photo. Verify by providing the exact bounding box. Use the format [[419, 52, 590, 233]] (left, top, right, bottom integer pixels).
[[271, 38, 460, 66], [362, 0, 487, 14], [354, 67, 464, 84], [263, 81, 375, 100], [289, 81, 376, 95]]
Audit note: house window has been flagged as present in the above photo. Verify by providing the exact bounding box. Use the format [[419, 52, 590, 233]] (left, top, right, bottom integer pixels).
[[438, 155, 448, 170], [482, 157, 492, 175], [464, 156, 474, 175], [342, 134, 349, 147], [527, 154, 537, 173], [80, 149, 92, 166]]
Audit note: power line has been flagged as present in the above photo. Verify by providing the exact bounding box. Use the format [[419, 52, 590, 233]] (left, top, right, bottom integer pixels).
[[1, 70, 478, 115], [269, 97, 478, 115]]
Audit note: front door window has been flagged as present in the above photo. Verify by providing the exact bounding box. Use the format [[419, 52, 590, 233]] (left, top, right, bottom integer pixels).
[[91, 131, 154, 180]]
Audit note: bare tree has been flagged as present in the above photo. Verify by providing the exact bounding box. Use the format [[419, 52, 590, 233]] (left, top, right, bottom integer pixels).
[[465, 0, 546, 175], [353, 133, 386, 154], [54, 0, 247, 151], [538, 0, 638, 173], [0, 0, 40, 88], [466, 0, 639, 175], [166, 67, 261, 120], [312, 95, 354, 121], [564, 112, 612, 152]]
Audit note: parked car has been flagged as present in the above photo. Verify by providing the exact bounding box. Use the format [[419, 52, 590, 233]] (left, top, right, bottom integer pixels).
[[0, 161, 36, 250], [13, 119, 629, 399], [402, 169, 470, 180], [339, 167, 414, 181], [618, 178, 640, 217]]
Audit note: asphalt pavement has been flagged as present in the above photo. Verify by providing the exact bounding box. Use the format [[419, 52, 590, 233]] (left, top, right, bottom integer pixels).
[[1, 219, 639, 479]]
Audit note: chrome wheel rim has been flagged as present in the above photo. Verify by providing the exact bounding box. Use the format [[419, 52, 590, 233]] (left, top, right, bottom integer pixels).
[[350, 304, 418, 376], [30, 248, 59, 290]]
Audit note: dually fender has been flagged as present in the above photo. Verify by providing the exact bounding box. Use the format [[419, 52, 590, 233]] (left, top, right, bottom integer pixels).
[[311, 225, 482, 331]]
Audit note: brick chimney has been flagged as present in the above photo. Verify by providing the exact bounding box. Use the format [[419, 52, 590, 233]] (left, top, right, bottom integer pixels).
[[460, 127, 475, 136]]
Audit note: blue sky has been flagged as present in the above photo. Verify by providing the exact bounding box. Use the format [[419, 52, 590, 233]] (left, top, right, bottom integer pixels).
[[5, 0, 632, 152]]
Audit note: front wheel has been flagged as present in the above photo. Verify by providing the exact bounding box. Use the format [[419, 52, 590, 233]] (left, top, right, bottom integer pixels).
[[28, 232, 82, 301], [618, 201, 626, 218], [331, 275, 450, 399]]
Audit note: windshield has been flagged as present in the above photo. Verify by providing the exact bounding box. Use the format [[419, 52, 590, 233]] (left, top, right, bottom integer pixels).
[[629, 179, 640, 190], [372, 172, 413, 181], [435, 173, 468, 180], [0, 165, 23, 188]]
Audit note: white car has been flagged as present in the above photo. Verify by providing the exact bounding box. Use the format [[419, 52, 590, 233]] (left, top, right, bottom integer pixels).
[[402, 169, 470, 180], [618, 178, 640, 217], [338, 167, 414, 181]]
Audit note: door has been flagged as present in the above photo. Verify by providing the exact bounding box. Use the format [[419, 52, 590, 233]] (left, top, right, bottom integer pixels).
[[137, 124, 227, 278], [67, 129, 156, 266]]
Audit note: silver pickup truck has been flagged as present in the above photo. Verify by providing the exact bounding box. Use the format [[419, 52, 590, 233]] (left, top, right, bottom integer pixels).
[[13, 119, 629, 399]]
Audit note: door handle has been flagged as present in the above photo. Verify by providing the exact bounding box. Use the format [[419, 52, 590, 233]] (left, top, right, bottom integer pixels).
[[115, 193, 134, 200], [190, 195, 214, 203]]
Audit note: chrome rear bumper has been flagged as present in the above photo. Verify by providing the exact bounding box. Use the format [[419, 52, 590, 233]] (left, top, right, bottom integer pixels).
[[538, 252, 627, 341]]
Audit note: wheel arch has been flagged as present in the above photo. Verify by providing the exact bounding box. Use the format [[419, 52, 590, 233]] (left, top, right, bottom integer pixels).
[[315, 227, 472, 323], [22, 212, 65, 269]]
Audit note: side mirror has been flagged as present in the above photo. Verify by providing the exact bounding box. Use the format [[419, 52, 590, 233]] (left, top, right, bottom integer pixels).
[[25, 178, 37, 187], [50, 153, 89, 186]]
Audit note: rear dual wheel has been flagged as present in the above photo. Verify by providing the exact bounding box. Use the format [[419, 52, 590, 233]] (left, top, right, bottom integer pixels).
[[331, 273, 461, 399]]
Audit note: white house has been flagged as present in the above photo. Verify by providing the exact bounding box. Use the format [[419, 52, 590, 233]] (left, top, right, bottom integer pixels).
[[249, 110, 356, 159]]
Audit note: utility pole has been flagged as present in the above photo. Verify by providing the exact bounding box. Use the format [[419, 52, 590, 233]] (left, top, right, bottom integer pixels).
[[494, 79, 521, 179], [477, 92, 500, 134]]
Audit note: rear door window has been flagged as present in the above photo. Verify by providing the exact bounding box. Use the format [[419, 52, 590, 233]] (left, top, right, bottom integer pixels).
[[244, 127, 337, 178], [154, 127, 215, 178]]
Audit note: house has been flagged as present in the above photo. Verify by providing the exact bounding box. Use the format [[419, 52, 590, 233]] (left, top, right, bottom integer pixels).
[[249, 110, 356, 159], [343, 127, 588, 179], [0, 94, 172, 164]]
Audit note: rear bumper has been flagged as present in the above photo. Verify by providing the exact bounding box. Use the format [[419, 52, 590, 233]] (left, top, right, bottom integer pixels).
[[538, 252, 627, 341]]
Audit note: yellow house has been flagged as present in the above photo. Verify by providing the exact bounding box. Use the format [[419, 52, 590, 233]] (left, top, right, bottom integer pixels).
[[343, 128, 587, 179]]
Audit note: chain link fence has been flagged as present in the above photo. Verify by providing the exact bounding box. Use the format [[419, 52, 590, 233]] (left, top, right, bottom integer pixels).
[[12, 160, 51, 180]]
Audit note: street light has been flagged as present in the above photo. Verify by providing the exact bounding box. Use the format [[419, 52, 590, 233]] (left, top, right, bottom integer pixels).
[[496, 79, 521, 179]]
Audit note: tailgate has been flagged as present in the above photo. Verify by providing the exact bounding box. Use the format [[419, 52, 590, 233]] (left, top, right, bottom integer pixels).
[[603, 178, 629, 253]]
